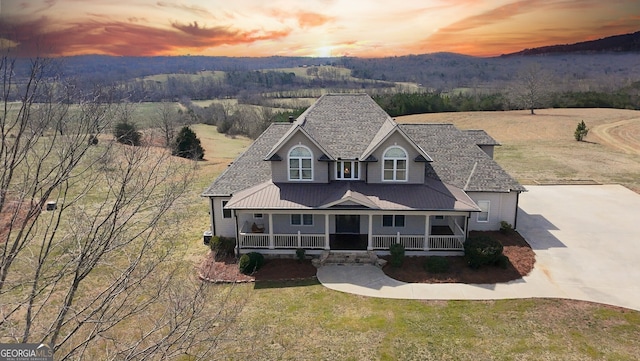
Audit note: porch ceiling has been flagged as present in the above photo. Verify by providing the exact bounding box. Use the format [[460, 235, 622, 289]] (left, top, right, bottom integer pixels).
[[224, 178, 480, 212]]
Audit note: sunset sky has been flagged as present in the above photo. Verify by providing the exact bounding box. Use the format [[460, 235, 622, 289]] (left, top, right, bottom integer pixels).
[[1, 0, 639, 58]]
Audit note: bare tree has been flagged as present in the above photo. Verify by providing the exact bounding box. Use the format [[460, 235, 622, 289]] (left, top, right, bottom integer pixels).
[[156, 101, 183, 148], [0, 56, 244, 360], [510, 62, 553, 114]]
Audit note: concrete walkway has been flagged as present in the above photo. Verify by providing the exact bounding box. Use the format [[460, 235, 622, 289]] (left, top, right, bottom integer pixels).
[[317, 185, 640, 311]]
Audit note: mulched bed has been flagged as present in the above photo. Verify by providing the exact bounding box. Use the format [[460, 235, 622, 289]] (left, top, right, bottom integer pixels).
[[383, 231, 535, 283], [199, 231, 535, 284]]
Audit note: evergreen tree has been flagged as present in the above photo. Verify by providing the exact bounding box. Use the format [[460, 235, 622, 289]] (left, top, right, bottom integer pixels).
[[574, 120, 589, 141], [173, 126, 204, 160]]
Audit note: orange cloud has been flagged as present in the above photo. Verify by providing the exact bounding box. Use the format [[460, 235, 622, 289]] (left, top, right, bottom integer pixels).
[[0, 17, 291, 57], [268, 9, 334, 29], [296, 11, 333, 28]]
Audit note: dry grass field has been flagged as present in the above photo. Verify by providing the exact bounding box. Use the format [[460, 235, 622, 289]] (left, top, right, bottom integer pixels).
[[398, 108, 640, 193]]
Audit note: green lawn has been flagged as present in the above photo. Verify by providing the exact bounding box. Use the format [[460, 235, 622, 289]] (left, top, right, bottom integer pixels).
[[213, 280, 640, 360]]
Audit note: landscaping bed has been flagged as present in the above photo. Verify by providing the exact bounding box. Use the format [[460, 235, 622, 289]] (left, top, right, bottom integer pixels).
[[199, 231, 534, 284]]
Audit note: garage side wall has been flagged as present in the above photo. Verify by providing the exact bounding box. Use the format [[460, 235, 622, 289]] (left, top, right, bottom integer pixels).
[[467, 192, 519, 231]]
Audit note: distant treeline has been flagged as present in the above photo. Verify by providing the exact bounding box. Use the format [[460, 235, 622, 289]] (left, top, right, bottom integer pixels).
[[373, 85, 640, 117]]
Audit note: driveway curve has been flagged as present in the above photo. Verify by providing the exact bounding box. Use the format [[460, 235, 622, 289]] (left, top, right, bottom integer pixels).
[[317, 185, 640, 311]]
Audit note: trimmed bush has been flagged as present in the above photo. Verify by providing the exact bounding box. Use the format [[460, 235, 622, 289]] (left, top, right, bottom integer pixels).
[[295, 248, 306, 262], [238, 252, 265, 275], [464, 235, 504, 269], [499, 221, 514, 234], [424, 256, 450, 273], [210, 236, 236, 259], [389, 243, 405, 267]]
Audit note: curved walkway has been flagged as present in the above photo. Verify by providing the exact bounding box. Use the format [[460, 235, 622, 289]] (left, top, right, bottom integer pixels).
[[317, 185, 640, 311]]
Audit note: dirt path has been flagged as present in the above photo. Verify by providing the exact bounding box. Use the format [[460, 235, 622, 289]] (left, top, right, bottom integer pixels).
[[590, 118, 640, 155]]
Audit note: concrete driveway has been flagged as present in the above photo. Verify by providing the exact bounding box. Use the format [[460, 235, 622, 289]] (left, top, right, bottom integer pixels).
[[516, 184, 640, 310], [317, 185, 640, 311]]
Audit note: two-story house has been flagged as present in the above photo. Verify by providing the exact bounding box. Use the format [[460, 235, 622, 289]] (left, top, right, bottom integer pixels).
[[202, 94, 525, 256]]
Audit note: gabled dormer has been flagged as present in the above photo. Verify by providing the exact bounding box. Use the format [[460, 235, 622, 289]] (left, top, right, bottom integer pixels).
[[359, 123, 432, 184], [264, 124, 333, 183]]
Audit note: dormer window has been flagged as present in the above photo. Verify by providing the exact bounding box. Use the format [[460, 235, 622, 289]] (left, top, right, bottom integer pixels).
[[383, 146, 407, 181], [336, 160, 359, 180], [288, 145, 313, 181]]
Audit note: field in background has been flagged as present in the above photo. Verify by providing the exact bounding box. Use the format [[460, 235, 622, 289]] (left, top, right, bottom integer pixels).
[[399, 108, 640, 193]]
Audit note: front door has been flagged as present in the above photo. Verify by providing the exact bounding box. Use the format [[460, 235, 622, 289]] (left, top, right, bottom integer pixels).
[[335, 215, 360, 234]]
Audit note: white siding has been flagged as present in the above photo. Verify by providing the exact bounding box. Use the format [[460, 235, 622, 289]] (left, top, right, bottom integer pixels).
[[467, 192, 519, 231], [211, 196, 236, 237]]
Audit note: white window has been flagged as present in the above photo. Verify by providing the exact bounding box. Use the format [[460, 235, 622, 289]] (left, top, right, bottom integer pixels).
[[288, 146, 313, 181], [336, 160, 359, 180], [477, 201, 490, 222], [222, 200, 231, 218], [291, 214, 313, 226], [382, 215, 405, 227], [383, 146, 407, 181], [254, 213, 263, 219]]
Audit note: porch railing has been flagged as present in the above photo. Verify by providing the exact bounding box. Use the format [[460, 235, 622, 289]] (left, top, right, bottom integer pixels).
[[239, 232, 464, 251], [239, 231, 325, 249], [372, 233, 464, 251]]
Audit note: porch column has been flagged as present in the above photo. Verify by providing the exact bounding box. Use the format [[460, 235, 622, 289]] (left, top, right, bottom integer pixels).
[[268, 213, 274, 249], [324, 214, 330, 250], [367, 214, 373, 250], [423, 215, 430, 251]]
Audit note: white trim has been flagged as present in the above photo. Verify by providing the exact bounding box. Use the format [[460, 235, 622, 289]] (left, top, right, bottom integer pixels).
[[221, 200, 232, 219], [291, 213, 314, 226], [477, 200, 490, 222], [382, 145, 408, 182], [254, 213, 263, 219], [287, 145, 314, 181], [335, 160, 360, 180], [382, 214, 405, 227]]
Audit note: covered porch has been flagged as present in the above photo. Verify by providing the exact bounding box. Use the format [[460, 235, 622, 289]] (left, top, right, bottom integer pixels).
[[236, 211, 468, 254]]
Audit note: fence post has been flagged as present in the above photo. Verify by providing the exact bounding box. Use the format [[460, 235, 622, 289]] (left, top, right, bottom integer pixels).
[[297, 230, 302, 248]]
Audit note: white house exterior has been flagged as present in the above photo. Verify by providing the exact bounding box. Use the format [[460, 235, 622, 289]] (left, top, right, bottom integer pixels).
[[202, 94, 525, 256]]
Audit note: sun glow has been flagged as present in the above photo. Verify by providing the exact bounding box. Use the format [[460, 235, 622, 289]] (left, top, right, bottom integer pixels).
[[315, 45, 334, 57]]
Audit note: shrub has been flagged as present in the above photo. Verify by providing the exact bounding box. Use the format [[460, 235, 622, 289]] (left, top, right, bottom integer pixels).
[[295, 248, 306, 262], [464, 235, 504, 269], [495, 254, 510, 269], [114, 121, 142, 146], [424, 256, 450, 273], [210, 236, 236, 259], [389, 243, 405, 267], [499, 221, 514, 234], [238, 252, 265, 275]]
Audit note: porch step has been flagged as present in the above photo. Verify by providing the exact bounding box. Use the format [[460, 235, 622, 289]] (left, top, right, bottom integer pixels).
[[313, 251, 387, 268]]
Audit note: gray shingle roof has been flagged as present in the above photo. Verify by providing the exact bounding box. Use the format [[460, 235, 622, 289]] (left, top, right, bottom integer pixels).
[[201, 123, 290, 196], [202, 94, 525, 198], [463, 129, 501, 146], [297, 93, 395, 159], [399, 124, 525, 192]]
